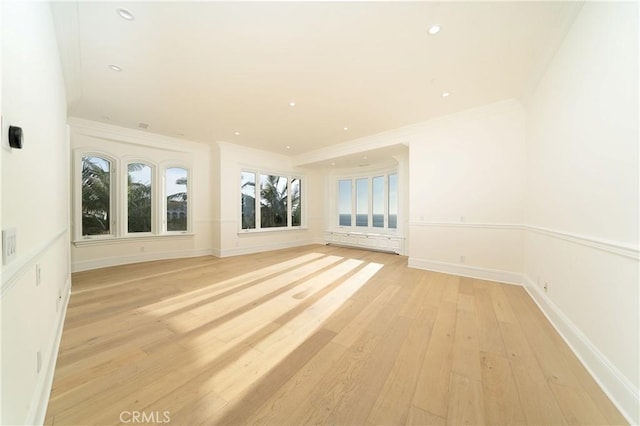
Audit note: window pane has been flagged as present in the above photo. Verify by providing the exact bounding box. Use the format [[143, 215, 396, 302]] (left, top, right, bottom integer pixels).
[[81, 156, 111, 236], [338, 179, 352, 226], [241, 172, 256, 229], [260, 175, 288, 228], [389, 173, 398, 229], [128, 163, 152, 233], [356, 178, 368, 227], [166, 168, 187, 231], [372, 176, 384, 228], [291, 178, 301, 227]]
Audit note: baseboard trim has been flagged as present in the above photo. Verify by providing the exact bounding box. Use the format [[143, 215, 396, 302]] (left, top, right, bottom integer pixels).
[[523, 275, 638, 425], [407, 257, 522, 285], [71, 248, 214, 272], [27, 279, 71, 425], [218, 240, 324, 258]]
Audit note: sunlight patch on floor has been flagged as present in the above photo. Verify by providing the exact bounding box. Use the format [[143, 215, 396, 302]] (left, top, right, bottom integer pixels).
[[139, 253, 336, 321], [200, 262, 384, 405], [138, 252, 326, 316]]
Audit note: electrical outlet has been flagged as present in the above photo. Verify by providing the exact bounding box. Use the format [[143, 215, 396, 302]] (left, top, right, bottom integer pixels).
[[140, 246, 145, 252], [460, 216, 465, 222], [35, 264, 41, 286], [460, 255, 466, 263], [2, 228, 17, 265]]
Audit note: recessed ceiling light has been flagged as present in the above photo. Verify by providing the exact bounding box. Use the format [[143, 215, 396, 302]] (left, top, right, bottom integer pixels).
[[343, 127, 349, 131], [286, 145, 291, 150], [117, 8, 135, 21], [109, 64, 122, 72], [428, 25, 441, 35], [234, 131, 240, 136], [331, 162, 335, 166], [363, 156, 368, 160], [289, 101, 296, 107], [442, 91, 450, 97]]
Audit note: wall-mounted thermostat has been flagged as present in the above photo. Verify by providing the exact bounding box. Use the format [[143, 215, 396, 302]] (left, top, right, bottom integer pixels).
[[9, 126, 23, 149]]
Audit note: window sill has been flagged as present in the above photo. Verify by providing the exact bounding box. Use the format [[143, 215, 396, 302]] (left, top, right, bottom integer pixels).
[[238, 227, 308, 235], [73, 233, 194, 247]]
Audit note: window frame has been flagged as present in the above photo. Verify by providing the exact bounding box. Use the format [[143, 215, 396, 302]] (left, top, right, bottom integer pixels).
[[371, 175, 386, 229], [73, 149, 194, 244], [239, 169, 305, 233], [163, 164, 191, 234], [355, 177, 369, 228], [338, 179, 353, 227], [124, 160, 156, 237], [388, 172, 398, 230], [335, 168, 399, 234], [74, 150, 118, 241]]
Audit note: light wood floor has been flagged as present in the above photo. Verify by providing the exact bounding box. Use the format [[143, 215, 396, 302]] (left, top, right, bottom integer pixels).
[[45, 245, 626, 425]]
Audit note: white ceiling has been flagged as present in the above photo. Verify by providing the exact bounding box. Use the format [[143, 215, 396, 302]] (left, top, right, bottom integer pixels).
[[52, 1, 581, 158]]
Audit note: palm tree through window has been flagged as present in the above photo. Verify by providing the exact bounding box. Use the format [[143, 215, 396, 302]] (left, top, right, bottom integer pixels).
[[81, 156, 111, 236]]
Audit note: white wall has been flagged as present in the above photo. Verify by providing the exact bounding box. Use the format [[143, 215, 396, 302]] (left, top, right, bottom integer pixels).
[[68, 119, 213, 272], [1, 2, 71, 424], [216, 141, 324, 257], [408, 100, 526, 283], [524, 2, 639, 422]]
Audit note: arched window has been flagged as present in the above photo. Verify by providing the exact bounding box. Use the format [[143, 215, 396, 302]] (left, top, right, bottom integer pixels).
[[166, 167, 188, 232], [81, 155, 112, 236], [75, 150, 194, 241], [127, 163, 153, 233]]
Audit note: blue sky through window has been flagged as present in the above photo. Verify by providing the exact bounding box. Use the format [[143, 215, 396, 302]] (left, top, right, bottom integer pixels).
[[166, 168, 187, 197]]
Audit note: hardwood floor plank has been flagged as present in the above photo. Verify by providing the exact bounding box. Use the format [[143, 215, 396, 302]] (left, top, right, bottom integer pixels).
[[446, 373, 486, 426], [43, 245, 626, 426], [442, 274, 460, 304], [549, 382, 609, 425], [491, 285, 518, 324], [480, 350, 526, 425], [473, 284, 506, 355], [451, 294, 482, 381], [406, 405, 446, 426], [247, 341, 348, 425], [367, 282, 437, 426], [214, 328, 337, 425], [412, 298, 458, 418], [287, 330, 383, 425], [330, 315, 413, 425], [332, 284, 400, 347], [499, 320, 567, 425]]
